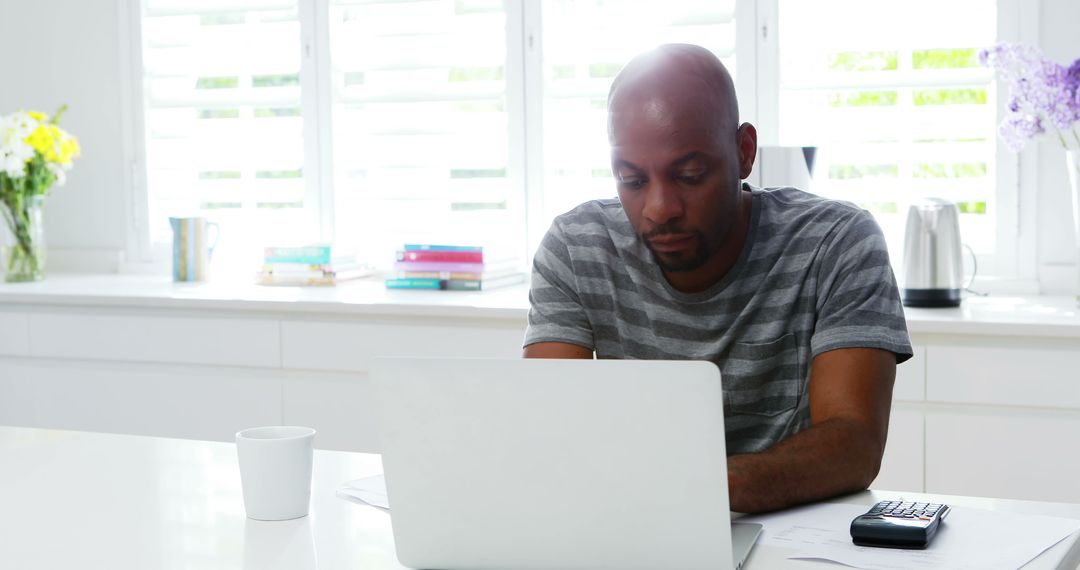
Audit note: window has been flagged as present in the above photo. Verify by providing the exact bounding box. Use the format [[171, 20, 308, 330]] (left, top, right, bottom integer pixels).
[[535, 0, 739, 230], [775, 0, 1002, 263], [135, 0, 1019, 278], [140, 0, 311, 273], [328, 0, 520, 265]]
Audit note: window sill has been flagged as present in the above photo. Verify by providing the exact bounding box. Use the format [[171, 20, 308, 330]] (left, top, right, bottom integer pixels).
[[0, 273, 531, 321], [0, 274, 1078, 338]]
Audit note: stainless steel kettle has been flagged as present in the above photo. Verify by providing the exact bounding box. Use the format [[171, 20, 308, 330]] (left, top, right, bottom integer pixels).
[[901, 198, 963, 307]]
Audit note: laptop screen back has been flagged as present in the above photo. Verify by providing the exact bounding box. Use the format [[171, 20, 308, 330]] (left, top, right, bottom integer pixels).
[[371, 357, 735, 570]]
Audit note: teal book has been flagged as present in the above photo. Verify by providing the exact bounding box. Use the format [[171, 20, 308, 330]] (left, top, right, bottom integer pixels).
[[385, 278, 442, 289]]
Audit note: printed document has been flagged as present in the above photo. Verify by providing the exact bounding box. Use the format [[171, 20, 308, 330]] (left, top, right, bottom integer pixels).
[[739, 502, 1080, 570]]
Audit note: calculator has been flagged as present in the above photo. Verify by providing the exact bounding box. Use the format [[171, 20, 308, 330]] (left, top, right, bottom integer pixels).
[[850, 499, 951, 549]]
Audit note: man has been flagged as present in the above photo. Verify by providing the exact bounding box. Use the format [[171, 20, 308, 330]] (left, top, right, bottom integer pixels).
[[522, 44, 912, 514]]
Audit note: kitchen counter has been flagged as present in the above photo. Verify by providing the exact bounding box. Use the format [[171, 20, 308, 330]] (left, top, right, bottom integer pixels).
[[1, 273, 1079, 338]]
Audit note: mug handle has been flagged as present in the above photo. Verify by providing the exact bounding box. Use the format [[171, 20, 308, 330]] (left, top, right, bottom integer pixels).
[[206, 222, 221, 259]]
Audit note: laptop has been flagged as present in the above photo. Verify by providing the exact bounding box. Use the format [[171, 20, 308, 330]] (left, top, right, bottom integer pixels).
[[370, 357, 762, 570]]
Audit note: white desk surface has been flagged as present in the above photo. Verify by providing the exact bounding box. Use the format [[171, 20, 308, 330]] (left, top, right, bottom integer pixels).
[[2, 425, 1079, 570]]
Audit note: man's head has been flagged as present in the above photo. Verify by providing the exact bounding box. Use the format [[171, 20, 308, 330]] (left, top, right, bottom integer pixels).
[[608, 44, 757, 274]]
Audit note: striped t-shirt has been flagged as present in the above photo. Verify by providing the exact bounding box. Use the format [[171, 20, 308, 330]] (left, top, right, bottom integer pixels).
[[524, 185, 913, 455]]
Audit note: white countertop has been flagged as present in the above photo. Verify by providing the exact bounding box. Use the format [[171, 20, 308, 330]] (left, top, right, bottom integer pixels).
[[1, 273, 1079, 337], [2, 426, 1078, 570]]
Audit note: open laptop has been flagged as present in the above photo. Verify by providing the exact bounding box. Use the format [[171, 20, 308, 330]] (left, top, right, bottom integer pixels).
[[370, 357, 762, 570]]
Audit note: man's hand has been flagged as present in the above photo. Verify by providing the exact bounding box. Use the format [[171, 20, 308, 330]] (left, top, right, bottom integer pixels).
[[523, 342, 593, 359], [727, 347, 896, 513]]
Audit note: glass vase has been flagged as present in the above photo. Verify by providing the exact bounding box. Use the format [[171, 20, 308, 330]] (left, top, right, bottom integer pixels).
[[1069, 150, 1080, 306], [1, 195, 47, 283]]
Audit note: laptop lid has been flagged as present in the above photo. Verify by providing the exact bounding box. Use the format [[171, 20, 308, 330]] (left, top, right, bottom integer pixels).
[[371, 357, 752, 570]]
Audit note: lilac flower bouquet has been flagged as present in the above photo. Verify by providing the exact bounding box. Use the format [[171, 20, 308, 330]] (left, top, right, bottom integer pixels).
[[979, 43, 1080, 152]]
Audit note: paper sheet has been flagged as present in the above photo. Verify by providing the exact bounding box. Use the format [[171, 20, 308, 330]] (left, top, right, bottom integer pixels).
[[739, 501, 1080, 570], [335, 474, 389, 512]]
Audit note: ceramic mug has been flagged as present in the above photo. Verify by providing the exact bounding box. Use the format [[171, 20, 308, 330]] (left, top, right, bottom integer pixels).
[[236, 426, 316, 521], [169, 217, 219, 282]]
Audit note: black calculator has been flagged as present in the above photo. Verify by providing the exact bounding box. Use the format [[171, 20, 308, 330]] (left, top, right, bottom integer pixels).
[[850, 499, 951, 549]]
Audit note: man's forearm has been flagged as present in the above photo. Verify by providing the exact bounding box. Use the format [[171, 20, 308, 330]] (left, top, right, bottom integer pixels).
[[727, 417, 885, 513]]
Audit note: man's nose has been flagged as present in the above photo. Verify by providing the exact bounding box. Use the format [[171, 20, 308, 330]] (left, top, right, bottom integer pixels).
[[642, 180, 684, 226]]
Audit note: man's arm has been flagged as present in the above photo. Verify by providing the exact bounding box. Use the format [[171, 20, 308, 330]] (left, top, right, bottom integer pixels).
[[523, 342, 593, 359], [727, 347, 896, 513]]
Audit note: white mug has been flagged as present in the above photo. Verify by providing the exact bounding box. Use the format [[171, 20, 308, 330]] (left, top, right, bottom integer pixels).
[[236, 426, 316, 521]]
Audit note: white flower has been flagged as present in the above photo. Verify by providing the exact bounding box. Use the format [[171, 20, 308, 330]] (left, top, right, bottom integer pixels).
[[0, 111, 39, 179], [45, 161, 67, 186]]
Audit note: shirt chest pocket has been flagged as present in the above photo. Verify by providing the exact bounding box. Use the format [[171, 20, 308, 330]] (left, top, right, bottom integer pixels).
[[720, 333, 804, 417]]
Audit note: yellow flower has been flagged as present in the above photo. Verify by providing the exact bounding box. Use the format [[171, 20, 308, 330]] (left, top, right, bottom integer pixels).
[[26, 111, 47, 122], [24, 123, 80, 166]]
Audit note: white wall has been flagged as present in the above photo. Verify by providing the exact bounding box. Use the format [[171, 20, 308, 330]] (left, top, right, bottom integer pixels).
[[0, 0, 129, 270], [1036, 0, 1080, 293], [1, 0, 1079, 288]]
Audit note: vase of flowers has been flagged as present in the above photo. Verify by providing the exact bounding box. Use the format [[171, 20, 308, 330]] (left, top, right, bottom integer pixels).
[[980, 44, 1080, 304], [0, 106, 80, 282]]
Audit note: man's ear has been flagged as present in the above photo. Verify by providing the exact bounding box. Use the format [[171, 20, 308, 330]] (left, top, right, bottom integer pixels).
[[736, 122, 758, 180]]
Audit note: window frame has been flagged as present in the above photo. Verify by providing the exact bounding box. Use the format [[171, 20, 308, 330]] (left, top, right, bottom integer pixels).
[[122, 0, 1034, 287]]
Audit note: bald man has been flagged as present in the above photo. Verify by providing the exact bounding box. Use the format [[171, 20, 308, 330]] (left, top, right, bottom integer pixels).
[[523, 44, 912, 514]]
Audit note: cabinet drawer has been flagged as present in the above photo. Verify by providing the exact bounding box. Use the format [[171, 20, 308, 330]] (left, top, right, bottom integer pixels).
[[872, 407, 924, 493], [893, 344, 926, 401], [0, 311, 30, 356], [282, 320, 527, 372], [927, 343, 1080, 409], [0, 360, 281, 442], [926, 410, 1080, 503], [283, 373, 379, 453], [29, 312, 280, 367]]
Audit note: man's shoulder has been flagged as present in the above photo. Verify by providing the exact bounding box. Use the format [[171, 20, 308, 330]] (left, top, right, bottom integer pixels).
[[754, 186, 866, 220]]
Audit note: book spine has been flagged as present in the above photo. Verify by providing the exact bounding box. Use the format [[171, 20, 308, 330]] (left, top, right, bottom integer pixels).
[[256, 275, 336, 286], [396, 250, 484, 263], [394, 261, 485, 273], [443, 279, 481, 291], [262, 243, 328, 256], [397, 271, 483, 280], [403, 244, 483, 253], [263, 253, 332, 264], [385, 278, 443, 289], [262, 263, 335, 274]]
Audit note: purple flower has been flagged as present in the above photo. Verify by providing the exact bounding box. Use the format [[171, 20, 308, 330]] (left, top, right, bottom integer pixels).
[[1067, 58, 1080, 87], [999, 112, 1045, 152], [981, 43, 1080, 150]]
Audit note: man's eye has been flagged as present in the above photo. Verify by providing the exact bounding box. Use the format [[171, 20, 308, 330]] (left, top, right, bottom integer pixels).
[[676, 172, 706, 185], [618, 177, 646, 190]]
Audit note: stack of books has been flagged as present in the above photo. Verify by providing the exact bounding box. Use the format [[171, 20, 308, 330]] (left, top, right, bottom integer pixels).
[[385, 244, 525, 291], [257, 245, 371, 286]]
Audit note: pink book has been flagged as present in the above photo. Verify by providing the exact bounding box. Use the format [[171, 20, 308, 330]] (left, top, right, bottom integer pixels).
[[394, 260, 486, 273]]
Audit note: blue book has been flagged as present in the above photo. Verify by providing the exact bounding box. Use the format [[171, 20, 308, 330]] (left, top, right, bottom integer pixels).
[[403, 244, 483, 253]]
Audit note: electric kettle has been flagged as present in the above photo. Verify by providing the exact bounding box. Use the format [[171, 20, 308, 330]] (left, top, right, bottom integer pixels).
[[901, 198, 963, 307]]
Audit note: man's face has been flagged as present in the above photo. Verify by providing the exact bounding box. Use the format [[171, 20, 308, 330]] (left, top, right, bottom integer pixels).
[[609, 92, 745, 273]]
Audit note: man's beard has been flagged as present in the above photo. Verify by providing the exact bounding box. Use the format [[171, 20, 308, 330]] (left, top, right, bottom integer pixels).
[[643, 230, 712, 272]]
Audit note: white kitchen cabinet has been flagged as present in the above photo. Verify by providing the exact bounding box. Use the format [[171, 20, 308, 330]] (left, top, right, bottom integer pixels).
[[28, 311, 281, 368], [893, 344, 926, 401], [0, 311, 30, 355], [927, 341, 1080, 409], [926, 409, 1080, 503], [282, 371, 380, 453], [3, 277, 1080, 502], [281, 318, 526, 372], [872, 405, 924, 493], [0, 359, 280, 442]]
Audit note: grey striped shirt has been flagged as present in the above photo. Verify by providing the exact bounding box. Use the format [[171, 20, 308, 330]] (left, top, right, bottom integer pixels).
[[525, 185, 913, 455]]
